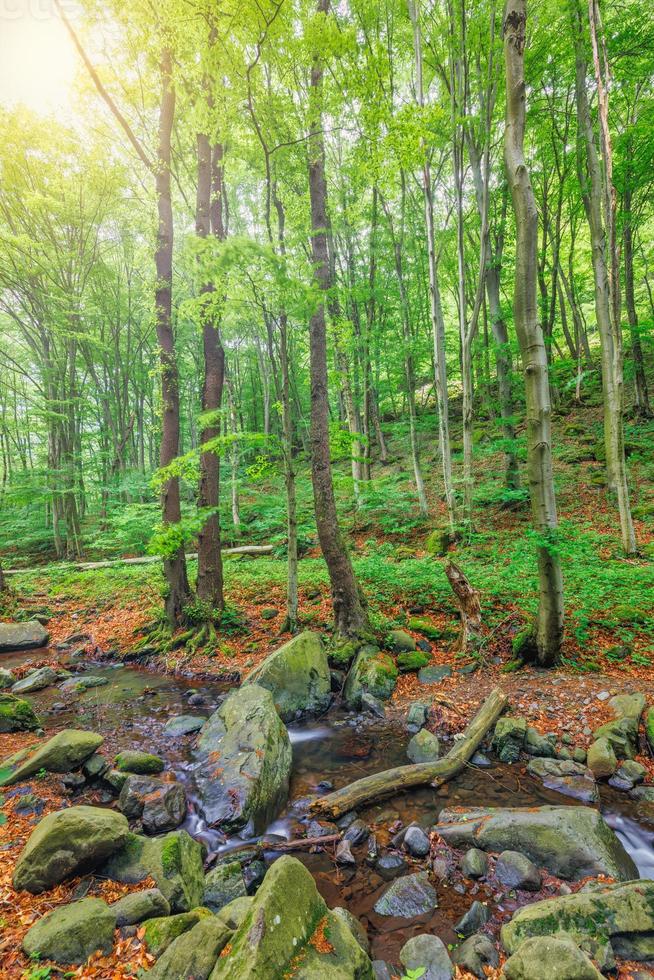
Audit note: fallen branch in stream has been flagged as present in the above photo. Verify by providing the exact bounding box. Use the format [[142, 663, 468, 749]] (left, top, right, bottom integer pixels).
[[310, 686, 508, 819], [263, 834, 340, 851]]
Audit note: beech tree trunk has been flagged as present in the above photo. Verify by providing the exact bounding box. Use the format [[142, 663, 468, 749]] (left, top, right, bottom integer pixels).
[[196, 132, 226, 610], [503, 0, 563, 665], [572, 0, 636, 554], [623, 186, 651, 417], [308, 0, 368, 638]]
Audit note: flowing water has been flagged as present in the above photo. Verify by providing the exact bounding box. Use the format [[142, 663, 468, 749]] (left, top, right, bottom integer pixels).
[[6, 648, 654, 964]]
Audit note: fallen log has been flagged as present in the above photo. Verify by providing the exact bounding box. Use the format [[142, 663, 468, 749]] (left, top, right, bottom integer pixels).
[[262, 834, 340, 852], [310, 686, 508, 819], [4, 544, 273, 575]]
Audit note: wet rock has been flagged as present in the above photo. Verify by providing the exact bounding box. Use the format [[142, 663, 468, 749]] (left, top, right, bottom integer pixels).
[[0, 692, 40, 734], [145, 916, 232, 979], [13, 805, 129, 893], [163, 714, 204, 737], [216, 895, 253, 930], [524, 727, 556, 758], [193, 685, 292, 834], [361, 692, 386, 718], [470, 751, 491, 767], [12, 666, 57, 694], [403, 825, 430, 857], [455, 900, 490, 937], [242, 631, 332, 722], [83, 752, 109, 780], [118, 775, 187, 834], [111, 888, 170, 925], [400, 934, 453, 980], [344, 646, 398, 707], [0, 620, 48, 652], [407, 729, 440, 763], [501, 879, 654, 961], [210, 855, 372, 978], [495, 850, 541, 891], [587, 736, 618, 778], [491, 716, 526, 763], [373, 871, 438, 918], [60, 674, 109, 692], [0, 668, 15, 688], [526, 757, 598, 803], [503, 936, 602, 980], [336, 839, 356, 865], [406, 702, 428, 733], [451, 934, 498, 978], [376, 853, 408, 880], [143, 908, 213, 956], [61, 771, 86, 791], [609, 759, 646, 791], [1, 729, 103, 785], [630, 785, 654, 803], [592, 716, 638, 759], [372, 962, 393, 980], [243, 859, 266, 894], [337, 811, 358, 830], [102, 830, 204, 913], [461, 848, 488, 879], [332, 906, 370, 954], [104, 768, 129, 792], [22, 897, 115, 964], [343, 818, 370, 846], [436, 805, 637, 881], [203, 860, 247, 912], [418, 665, 452, 684], [115, 750, 165, 775]]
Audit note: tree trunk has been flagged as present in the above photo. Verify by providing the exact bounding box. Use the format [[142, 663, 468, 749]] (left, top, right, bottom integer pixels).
[[196, 133, 226, 610], [572, 0, 636, 554], [156, 49, 190, 626], [504, 0, 564, 666], [307, 0, 368, 638], [623, 187, 651, 417]]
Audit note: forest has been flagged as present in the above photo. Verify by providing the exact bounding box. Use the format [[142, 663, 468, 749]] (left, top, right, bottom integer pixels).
[[0, 0, 653, 977]]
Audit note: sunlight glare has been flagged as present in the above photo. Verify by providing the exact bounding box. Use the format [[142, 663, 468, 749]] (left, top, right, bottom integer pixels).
[[0, 1, 77, 115]]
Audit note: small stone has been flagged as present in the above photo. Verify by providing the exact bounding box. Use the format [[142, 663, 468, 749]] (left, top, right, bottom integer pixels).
[[461, 848, 488, 879], [373, 871, 438, 917], [572, 748, 587, 764], [597, 691, 611, 702], [115, 750, 165, 775], [388, 629, 416, 652], [361, 692, 386, 718], [454, 900, 490, 937], [376, 853, 408, 880], [22, 898, 115, 964], [470, 751, 492, 768], [492, 717, 526, 763], [260, 608, 278, 620], [400, 934, 453, 980], [203, 861, 247, 911], [372, 962, 393, 980], [343, 819, 369, 846], [406, 703, 428, 733], [163, 715, 204, 737], [407, 728, 440, 763], [335, 840, 356, 865], [452, 934, 499, 978], [111, 888, 170, 926], [418, 665, 452, 684], [495, 850, 541, 891], [403, 825, 430, 857]]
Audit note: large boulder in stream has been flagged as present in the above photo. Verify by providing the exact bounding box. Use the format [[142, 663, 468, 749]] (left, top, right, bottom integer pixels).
[[210, 855, 373, 979], [343, 646, 398, 708], [12, 665, 58, 693], [242, 631, 331, 722], [13, 804, 130, 893], [0, 620, 48, 652], [503, 936, 602, 980], [0, 692, 40, 733], [0, 728, 103, 784], [501, 879, 654, 963], [192, 684, 292, 834], [101, 829, 205, 912], [436, 805, 637, 881], [118, 774, 187, 833]]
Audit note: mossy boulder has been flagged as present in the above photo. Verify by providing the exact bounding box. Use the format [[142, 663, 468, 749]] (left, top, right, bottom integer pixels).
[[203, 860, 247, 912], [645, 706, 654, 755], [111, 888, 170, 925], [12, 665, 58, 693], [501, 880, 654, 963], [436, 805, 637, 881], [242, 631, 331, 722], [210, 855, 372, 979], [193, 685, 292, 835], [216, 895, 254, 930], [0, 668, 15, 689], [13, 804, 130, 893], [343, 647, 398, 708], [407, 618, 442, 641], [0, 728, 103, 784], [492, 717, 527, 763], [22, 897, 115, 965], [407, 728, 440, 763], [609, 692, 646, 722], [0, 692, 40, 734], [387, 629, 416, 653], [0, 620, 48, 652], [587, 737, 618, 779], [143, 907, 213, 956], [592, 716, 638, 759], [145, 916, 233, 979], [101, 830, 205, 912], [425, 528, 452, 556], [503, 936, 602, 980], [396, 650, 430, 673], [115, 750, 164, 774]]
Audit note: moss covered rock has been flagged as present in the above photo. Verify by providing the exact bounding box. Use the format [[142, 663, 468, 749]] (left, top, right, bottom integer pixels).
[[243, 631, 331, 722], [111, 888, 170, 926], [407, 618, 442, 640], [503, 936, 602, 980], [210, 855, 372, 979], [193, 685, 292, 835], [387, 629, 416, 653], [436, 805, 637, 881], [424, 528, 451, 556], [587, 737, 618, 779], [13, 804, 129, 893], [22, 897, 115, 965], [501, 880, 654, 963], [0, 693, 40, 734], [145, 916, 233, 979], [343, 647, 398, 708], [0, 728, 103, 784], [203, 860, 247, 912], [102, 830, 205, 912], [0, 620, 48, 652], [407, 729, 440, 763], [592, 716, 638, 760], [12, 665, 57, 693], [396, 650, 430, 673], [491, 717, 526, 763], [115, 750, 165, 774], [143, 907, 213, 956]]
